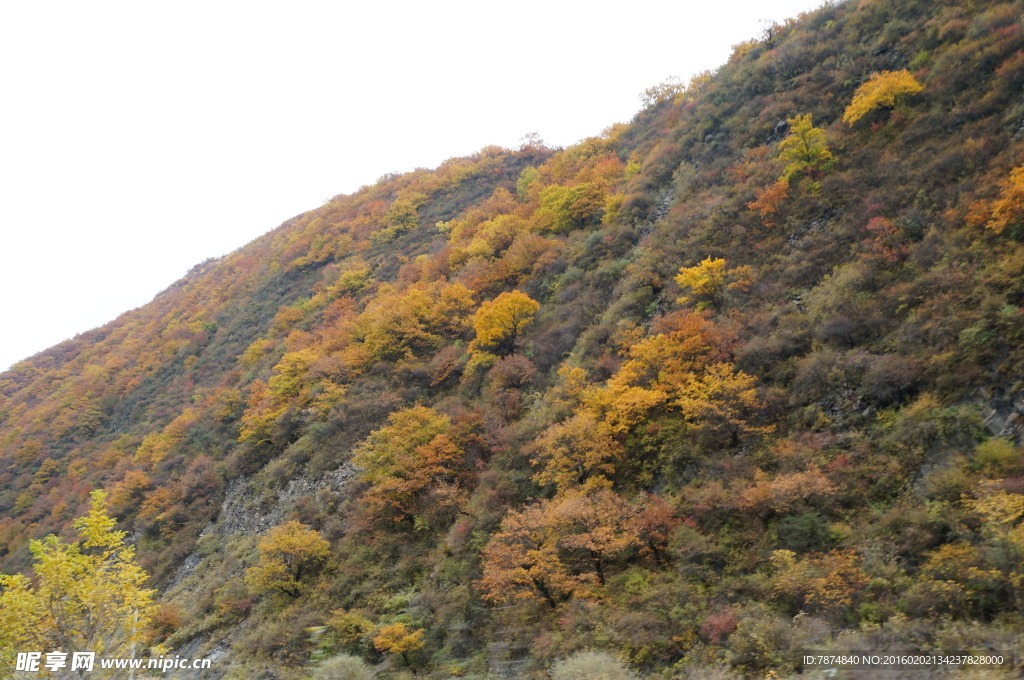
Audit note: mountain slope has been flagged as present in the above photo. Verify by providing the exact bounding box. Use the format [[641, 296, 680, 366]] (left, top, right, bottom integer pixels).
[[3, 0, 1024, 677]]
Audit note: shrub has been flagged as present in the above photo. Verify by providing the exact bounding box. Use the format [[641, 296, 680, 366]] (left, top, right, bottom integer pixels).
[[774, 511, 839, 553], [973, 438, 1023, 476], [310, 653, 375, 680], [726, 604, 793, 674], [550, 650, 638, 680], [700, 607, 738, 643], [860, 354, 923, 406], [485, 354, 538, 392]]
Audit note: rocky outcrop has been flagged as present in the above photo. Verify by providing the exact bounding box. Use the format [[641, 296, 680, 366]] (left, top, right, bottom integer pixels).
[[980, 385, 1024, 441], [167, 461, 355, 591]]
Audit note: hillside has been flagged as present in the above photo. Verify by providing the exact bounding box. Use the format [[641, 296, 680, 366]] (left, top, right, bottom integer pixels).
[[3, 0, 1024, 677]]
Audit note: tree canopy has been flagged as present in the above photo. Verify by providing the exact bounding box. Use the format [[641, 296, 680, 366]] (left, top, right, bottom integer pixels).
[[0, 491, 158, 668]]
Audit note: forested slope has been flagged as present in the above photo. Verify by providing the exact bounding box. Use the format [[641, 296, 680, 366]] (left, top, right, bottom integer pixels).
[[3, 0, 1024, 677]]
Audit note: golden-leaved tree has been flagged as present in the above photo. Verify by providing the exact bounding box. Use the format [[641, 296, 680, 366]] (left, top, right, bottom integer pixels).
[[969, 165, 1024, 237], [842, 70, 923, 125], [351, 406, 472, 527], [245, 521, 331, 598], [777, 113, 836, 197], [478, 491, 674, 608], [966, 488, 1024, 613], [528, 312, 770, 493], [470, 290, 540, 357], [529, 413, 623, 494], [675, 257, 752, 311], [749, 113, 836, 221], [0, 491, 159, 668], [372, 622, 425, 672]]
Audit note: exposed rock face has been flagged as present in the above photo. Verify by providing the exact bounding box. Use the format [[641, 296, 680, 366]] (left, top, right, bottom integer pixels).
[[211, 462, 355, 538], [980, 386, 1024, 442], [167, 461, 356, 590]]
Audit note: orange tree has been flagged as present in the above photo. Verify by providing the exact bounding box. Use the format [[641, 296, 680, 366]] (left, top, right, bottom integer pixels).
[[351, 406, 471, 527], [479, 491, 663, 607]]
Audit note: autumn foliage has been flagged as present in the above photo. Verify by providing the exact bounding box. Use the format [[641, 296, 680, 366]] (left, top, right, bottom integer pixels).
[[469, 289, 540, 357], [351, 406, 473, 526], [244, 521, 331, 597], [372, 622, 425, 670], [0, 492, 157, 665], [972, 165, 1024, 237], [842, 70, 924, 125], [478, 490, 672, 608], [2, 1, 1024, 677]]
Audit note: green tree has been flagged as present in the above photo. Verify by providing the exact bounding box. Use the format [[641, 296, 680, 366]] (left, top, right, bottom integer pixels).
[[385, 192, 428, 231], [0, 491, 159, 669], [537, 183, 606, 233]]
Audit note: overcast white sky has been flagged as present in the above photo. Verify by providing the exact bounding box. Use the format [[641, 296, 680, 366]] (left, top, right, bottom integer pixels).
[[0, 0, 823, 372]]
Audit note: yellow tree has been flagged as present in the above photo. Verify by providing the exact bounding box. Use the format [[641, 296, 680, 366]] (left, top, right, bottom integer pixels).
[[540, 312, 727, 475], [239, 347, 332, 444], [350, 282, 475, 364], [980, 165, 1024, 236], [352, 408, 450, 478], [675, 257, 751, 311], [771, 549, 869, 619], [245, 521, 331, 598], [385, 192, 428, 231], [674, 362, 772, 448], [364, 433, 468, 526], [966, 488, 1024, 612], [843, 70, 924, 125], [778, 114, 835, 184], [530, 413, 623, 493], [470, 290, 540, 356], [676, 257, 727, 310], [536, 326, 711, 489], [372, 622, 424, 672], [747, 113, 835, 221], [0, 491, 159, 667]]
